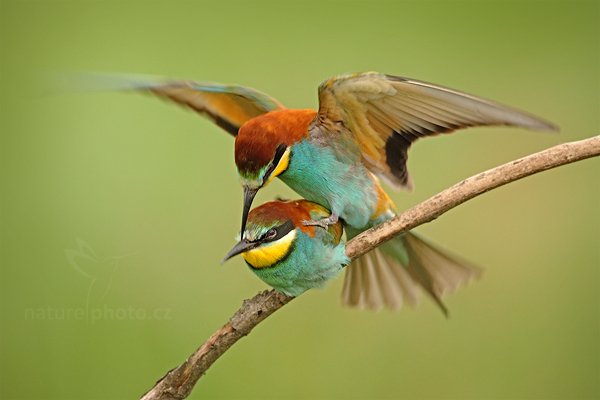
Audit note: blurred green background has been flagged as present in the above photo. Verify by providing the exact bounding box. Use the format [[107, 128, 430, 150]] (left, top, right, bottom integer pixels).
[[1, 1, 598, 399]]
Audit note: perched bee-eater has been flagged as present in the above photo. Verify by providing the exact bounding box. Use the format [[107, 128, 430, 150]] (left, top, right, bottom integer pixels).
[[223, 199, 480, 314], [110, 72, 556, 310], [223, 199, 349, 296]]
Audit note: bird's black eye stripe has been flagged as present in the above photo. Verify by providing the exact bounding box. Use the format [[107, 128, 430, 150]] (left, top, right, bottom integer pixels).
[[272, 143, 287, 166], [261, 220, 295, 243], [264, 143, 287, 176]]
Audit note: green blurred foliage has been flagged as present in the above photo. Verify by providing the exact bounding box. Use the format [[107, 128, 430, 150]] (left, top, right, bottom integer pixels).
[[1, 1, 598, 399]]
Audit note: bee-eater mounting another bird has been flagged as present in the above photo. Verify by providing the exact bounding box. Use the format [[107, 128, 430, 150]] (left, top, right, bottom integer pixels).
[[108, 71, 556, 310]]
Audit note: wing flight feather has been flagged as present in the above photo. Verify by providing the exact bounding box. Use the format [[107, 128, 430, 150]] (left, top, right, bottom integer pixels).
[[313, 72, 557, 189]]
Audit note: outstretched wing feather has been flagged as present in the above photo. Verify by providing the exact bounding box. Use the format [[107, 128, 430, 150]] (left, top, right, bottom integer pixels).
[[86, 74, 285, 136], [313, 72, 557, 189]]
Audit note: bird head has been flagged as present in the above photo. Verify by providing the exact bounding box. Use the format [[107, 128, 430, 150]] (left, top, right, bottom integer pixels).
[[223, 200, 301, 269], [223, 199, 338, 269], [234, 109, 316, 233]]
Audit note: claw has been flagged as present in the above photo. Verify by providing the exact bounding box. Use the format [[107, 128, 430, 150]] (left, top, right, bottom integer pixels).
[[302, 213, 339, 229]]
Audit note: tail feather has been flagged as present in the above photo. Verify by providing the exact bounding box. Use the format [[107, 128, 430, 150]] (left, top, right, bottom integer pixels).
[[341, 232, 481, 313], [362, 253, 384, 309], [341, 248, 419, 310], [403, 243, 450, 316], [341, 260, 363, 307], [403, 233, 483, 298], [373, 250, 404, 309], [381, 252, 420, 309]]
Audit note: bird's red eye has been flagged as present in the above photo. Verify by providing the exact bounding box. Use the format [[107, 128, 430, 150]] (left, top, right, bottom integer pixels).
[[265, 228, 277, 240]]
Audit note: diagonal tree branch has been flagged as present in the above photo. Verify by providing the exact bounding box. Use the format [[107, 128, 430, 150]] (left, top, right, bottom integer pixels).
[[141, 135, 600, 400]]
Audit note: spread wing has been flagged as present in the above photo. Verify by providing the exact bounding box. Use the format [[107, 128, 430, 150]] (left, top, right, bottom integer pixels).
[[313, 72, 558, 189], [85, 74, 285, 136]]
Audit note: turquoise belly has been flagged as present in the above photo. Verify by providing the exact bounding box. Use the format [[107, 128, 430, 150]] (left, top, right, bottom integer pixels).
[[250, 230, 349, 296]]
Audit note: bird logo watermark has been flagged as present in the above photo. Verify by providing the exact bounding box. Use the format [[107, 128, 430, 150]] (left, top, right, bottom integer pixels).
[[24, 238, 171, 323]]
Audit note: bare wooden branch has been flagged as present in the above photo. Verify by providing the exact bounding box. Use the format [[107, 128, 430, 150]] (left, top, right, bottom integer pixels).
[[141, 135, 600, 400], [346, 135, 600, 258], [141, 290, 293, 400]]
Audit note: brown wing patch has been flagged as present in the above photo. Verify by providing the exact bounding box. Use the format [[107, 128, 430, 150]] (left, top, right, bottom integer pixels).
[[313, 72, 557, 190], [97, 75, 284, 136], [147, 86, 284, 136]]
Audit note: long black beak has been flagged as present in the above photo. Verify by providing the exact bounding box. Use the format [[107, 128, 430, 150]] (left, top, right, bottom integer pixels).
[[222, 239, 258, 263], [241, 186, 258, 234]]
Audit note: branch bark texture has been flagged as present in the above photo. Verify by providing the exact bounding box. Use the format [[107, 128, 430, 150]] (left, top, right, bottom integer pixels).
[[141, 135, 600, 400]]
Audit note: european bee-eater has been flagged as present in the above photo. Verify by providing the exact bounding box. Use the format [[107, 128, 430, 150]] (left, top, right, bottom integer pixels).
[[223, 199, 481, 314], [112, 71, 556, 310], [223, 200, 349, 296]]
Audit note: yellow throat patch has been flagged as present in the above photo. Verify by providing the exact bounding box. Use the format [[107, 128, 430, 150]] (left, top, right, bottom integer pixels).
[[242, 229, 296, 269], [266, 147, 291, 184]]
